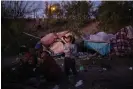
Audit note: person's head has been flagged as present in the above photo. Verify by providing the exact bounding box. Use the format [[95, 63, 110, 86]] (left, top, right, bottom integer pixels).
[[64, 35, 75, 44]]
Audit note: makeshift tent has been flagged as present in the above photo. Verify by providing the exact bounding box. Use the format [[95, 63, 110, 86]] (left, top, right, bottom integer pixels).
[[56, 31, 69, 38], [40, 31, 73, 55], [50, 41, 64, 54], [82, 33, 90, 40], [108, 34, 116, 39], [84, 41, 111, 56], [40, 33, 58, 46], [89, 35, 102, 42], [88, 32, 115, 42]]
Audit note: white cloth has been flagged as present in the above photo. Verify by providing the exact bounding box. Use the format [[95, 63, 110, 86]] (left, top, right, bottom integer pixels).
[[89, 32, 115, 42]]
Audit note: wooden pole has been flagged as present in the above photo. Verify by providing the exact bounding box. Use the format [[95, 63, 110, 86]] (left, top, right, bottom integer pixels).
[[23, 32, 40, 39]]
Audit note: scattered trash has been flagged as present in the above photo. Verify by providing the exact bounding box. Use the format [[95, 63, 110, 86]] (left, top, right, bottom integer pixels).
[[103, 68, 107, 71], [77, 70, 80, 72], [75, 80, 83, 87], [12, 68, 16, 71], [26, 77, 40, 86], [80, 66, 84, 71], [33, 68, 36, 72], [99, 69, 103, 72], [129, 67, 133, 70], [52, 85, 59, 89], [40, 75, 44, 78], [78, 52, 89, 59], [16, 57, 19, 61]]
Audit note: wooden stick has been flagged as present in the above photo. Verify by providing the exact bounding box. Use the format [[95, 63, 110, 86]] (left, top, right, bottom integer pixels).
[[23, 32, 40, 39]]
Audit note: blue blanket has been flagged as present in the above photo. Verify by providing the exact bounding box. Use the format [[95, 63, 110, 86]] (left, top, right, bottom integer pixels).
[[84, 41, 111, 55]]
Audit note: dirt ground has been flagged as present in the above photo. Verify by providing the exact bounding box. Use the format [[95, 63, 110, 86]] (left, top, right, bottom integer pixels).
[[1, 56, 133, 89]]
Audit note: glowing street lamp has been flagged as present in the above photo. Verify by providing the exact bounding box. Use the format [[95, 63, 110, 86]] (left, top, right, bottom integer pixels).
[[51, 6, 56, 12]]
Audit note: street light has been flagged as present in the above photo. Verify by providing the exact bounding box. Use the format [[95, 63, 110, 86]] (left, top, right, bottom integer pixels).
[[51, 7, 56, 11], [51, 6, 56, 12]]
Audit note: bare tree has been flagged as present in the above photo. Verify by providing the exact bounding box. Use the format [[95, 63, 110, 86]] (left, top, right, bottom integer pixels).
[[1, 1, 42, 19], [1, 1, 43, 55]]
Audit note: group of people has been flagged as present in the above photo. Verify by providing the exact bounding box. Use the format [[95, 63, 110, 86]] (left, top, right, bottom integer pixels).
[[18, 35, 78, 86]]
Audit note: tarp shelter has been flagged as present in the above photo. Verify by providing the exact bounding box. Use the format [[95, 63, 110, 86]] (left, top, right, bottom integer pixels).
[[84, 40, 111, 56], [57, 31, 73, 44], [40, 33, 58, 46], [89, 32, 114, 42], [56, 31, 69, 38], [83, 32, 114, 55], [50, 41, 64, 54], [40, 31, 73, 55]]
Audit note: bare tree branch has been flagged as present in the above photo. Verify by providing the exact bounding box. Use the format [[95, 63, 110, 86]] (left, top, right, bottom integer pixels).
[[2, 1, 42, 18]]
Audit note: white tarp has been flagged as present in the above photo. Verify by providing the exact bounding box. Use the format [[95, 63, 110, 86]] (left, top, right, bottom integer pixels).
[[96, 32, 109, 41], [108, 34, 116, 39], [89, 32, 115, 42]]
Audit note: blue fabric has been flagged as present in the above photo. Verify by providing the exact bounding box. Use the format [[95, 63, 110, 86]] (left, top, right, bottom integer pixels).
[[35, 41, 41, 49], [84, 41, 111, 55]]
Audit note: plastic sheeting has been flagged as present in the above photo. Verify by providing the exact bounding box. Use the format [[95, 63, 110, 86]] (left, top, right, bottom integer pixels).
[[90, 35, 102, 42], [56, 31, 69, 38], [40, 33, 58, 46], [84, 41, 111, 55], [108, 34, 116, 39], [88, 32, 116, 42], [40, 31, 73, 46], [35, 41, 41, 49], [50, 41, 64, 54], [90, 32, 109, 42]]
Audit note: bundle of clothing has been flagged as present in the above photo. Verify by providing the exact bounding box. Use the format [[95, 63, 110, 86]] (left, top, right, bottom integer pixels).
[[110, 26, 133, 56]]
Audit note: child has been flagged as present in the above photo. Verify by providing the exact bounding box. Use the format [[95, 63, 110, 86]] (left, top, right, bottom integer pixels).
[[63, 35, 77, 77]]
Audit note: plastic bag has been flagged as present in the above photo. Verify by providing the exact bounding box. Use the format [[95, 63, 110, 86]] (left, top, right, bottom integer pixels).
[[75, 80, 83, 87]]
